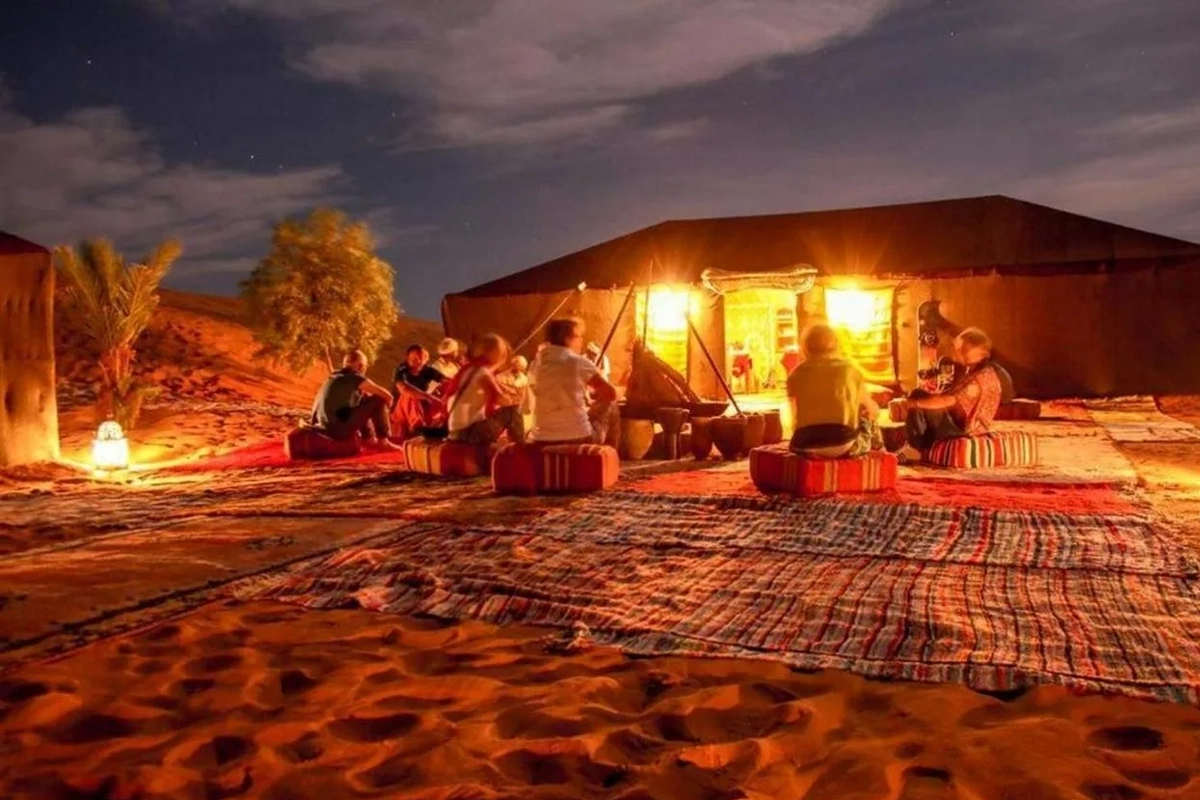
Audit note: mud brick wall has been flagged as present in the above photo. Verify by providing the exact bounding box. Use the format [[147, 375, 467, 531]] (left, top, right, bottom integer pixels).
[[0, 239, 59, 466]]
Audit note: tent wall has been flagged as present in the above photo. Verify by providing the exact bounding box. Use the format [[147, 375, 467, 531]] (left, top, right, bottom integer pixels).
[[0, 247, 59, 466], [892, 259, 1200, 398], [443, 287, 730, 400]]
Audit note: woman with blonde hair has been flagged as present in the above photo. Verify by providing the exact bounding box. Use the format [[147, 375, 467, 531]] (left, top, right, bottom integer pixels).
[[786, 322, 883, 457], [445, 333, 523, 446]]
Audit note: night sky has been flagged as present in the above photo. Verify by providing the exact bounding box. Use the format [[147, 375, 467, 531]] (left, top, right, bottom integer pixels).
[[2, 0, 1198, 319]]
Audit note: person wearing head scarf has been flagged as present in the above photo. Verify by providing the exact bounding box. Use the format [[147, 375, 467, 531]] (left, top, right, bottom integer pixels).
[[431, 338, 462, 380]]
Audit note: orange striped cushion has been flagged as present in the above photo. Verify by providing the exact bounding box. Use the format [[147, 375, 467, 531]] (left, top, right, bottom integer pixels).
[[403, 438, 492, 478], [925, 431, 1038, 468], [492, 443, 619, 495], [750, 446, 898, 497]]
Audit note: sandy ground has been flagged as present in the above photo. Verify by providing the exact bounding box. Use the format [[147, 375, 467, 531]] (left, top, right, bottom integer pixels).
[[4, 292, 1200, 798], [5, 603, 1200, 800]]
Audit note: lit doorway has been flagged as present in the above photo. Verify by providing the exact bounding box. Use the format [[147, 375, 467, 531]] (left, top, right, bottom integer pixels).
[[722, 288, 799, 394], [634, 285, 695, 379]]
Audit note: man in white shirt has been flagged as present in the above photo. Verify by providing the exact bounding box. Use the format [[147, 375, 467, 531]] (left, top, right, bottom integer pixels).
[[529, 318, 619, 445]]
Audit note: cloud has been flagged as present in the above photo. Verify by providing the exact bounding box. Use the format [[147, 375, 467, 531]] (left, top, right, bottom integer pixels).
[[0, 95, 346, 276], [207, 0, 900, 146]]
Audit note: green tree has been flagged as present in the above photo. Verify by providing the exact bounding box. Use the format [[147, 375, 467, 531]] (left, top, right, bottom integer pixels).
[[241, 208, 399, 373], [53, 238, 180, 429]]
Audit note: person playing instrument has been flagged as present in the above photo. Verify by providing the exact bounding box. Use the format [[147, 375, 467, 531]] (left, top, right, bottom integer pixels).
[[391, 344, 447, 441], [786, 323, 882, 457], [446, 334, 523, 446], [903, 326, 1002, 457], [529, 318, 620, 445], [310, 349, 400, 449]]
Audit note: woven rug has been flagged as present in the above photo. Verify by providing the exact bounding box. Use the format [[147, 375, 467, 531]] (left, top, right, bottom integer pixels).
[[624, 461, 1144, 516], [155, 440, 409, 474], [231, 492, 1200, 703], [1086, 396, 1200, 443]]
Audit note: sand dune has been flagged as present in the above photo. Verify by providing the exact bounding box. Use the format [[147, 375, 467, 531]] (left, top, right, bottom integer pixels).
[[54, 289, 444, 466], [4, 602, 1198, 800]]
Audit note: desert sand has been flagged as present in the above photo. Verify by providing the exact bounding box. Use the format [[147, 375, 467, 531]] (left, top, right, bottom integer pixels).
[[3, 292, 1200, 799]]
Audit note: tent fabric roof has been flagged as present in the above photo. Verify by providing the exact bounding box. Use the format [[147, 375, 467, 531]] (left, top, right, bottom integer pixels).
[[452, 195, 1200, 298], [0, 231, 50, 257]]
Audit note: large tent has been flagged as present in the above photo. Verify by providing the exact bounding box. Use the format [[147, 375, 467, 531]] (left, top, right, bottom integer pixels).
[[0, 231, 59, 466], [442, 196, 1200, 399]]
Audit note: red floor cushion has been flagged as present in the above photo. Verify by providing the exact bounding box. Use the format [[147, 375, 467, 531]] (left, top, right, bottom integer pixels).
[[993, 399, 1042, 421], [749, 445, 898, 497], [492, 443, 619, 495], [284, 427, 361, 460], [924, 430, 1039, 468], [404, 437, 493, 478]]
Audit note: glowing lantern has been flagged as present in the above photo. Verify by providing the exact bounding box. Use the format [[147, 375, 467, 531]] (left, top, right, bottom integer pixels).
[[644, 286, 696, 332], [92, 419, 130, 471], [825, 287, 889, 333], [823, 286, 896, 384]]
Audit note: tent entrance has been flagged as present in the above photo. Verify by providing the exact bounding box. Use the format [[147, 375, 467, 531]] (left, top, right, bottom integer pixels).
[[822, 285, 896, 385], [723, 288, 799, 393], [634, 285, 696, 380]]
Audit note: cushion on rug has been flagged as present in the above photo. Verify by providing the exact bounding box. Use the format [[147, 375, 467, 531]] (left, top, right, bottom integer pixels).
[[925, 430, 1039, 468], [994, 399, 1043, 421], [749, 445, 898, 496], [492, 443, 619, 495], [284, 427, 361, 460], [404, 437, 493, 478]]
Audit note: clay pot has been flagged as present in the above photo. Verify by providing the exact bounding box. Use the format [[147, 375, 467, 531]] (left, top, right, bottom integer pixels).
[[711, 416, 748, 460], [742, 412, 766, 452], [620, 418, 655, 460], [762, 409, 783, 444], [655, 407, 690, 460], [690, 417, 715, 460]]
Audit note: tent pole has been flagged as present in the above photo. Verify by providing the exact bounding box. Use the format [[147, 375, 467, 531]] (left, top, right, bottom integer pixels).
[[514, 282, 587, 354], [597, 284, 636, 363], [685, 311, 741, 415], [640, 285, 650, 343]]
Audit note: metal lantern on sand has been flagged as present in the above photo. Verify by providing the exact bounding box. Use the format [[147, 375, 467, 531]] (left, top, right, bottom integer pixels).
[[92, 419, 130, 471]]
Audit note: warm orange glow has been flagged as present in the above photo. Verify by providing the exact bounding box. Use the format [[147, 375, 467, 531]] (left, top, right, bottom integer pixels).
[[92, 420, 130, 471], [644, 286, 697, 332], [825, 287, 890, 334]]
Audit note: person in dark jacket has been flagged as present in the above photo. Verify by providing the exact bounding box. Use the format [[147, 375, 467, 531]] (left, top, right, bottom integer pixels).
[[310, 349, 399, 448]]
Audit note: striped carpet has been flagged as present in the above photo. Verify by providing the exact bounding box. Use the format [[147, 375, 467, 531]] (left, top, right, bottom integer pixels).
[[231, 491, 1200, 703]]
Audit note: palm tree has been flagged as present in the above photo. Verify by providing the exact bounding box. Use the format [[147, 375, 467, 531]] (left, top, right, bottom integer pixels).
[[54, 238, 181, 427]]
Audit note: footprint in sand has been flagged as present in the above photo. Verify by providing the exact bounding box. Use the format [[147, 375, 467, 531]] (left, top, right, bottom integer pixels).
[[326, 711, 420, 742], [277, 731, 324, 763], [1086, 726, 1164, 751], [898, 766, 955, 800], [184, 734, 256, 770], [184, 653, 243, 675], [0, 679, 51, 704], [1079, 784, 1145, 800], [44, 711, 139, 745]]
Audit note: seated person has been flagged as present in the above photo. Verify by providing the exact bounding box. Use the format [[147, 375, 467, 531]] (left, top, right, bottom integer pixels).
[[529, 318, 620, 446], [431, 338, 462, 380], [310, 349, 399, 449], [495, 354, 530, 442], [391, 344, 447, 440], [446, 334, 523, 446], [786, 323, 883, 458], [904, 327, 1003, 455]]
